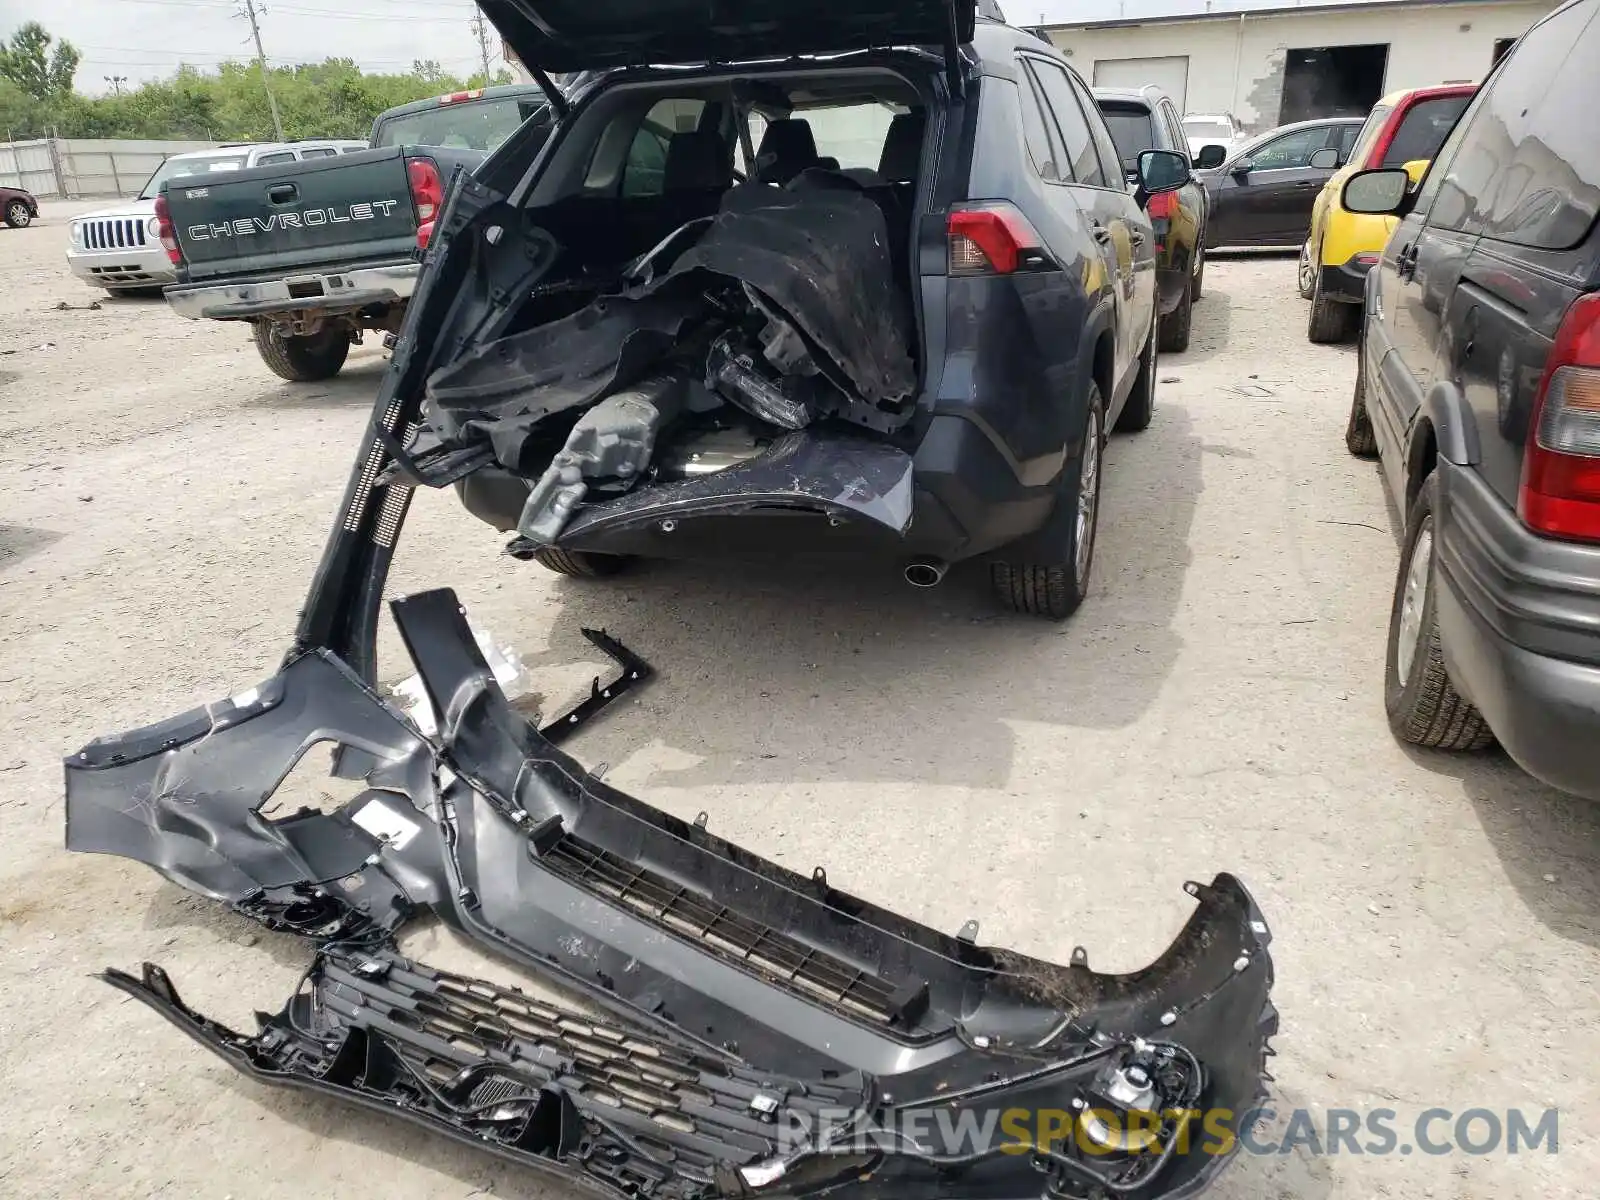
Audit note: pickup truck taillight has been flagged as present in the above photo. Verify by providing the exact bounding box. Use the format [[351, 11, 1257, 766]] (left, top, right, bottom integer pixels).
[[948, 202, 1050, 275], [1519, 292, 1600, 542], [154, 194, 182, 265], [406, 157, 443, 250]]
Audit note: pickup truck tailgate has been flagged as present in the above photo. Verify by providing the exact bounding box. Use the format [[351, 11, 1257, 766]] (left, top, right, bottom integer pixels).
[[166, 147, 421, 281]]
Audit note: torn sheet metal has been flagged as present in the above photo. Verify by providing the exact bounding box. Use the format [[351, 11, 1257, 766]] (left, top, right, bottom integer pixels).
[[422, 176, 916, 472], [66, 587, 1278, 1200]]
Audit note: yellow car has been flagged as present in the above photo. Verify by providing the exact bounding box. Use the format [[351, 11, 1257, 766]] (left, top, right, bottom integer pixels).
[[1300, 84, 1476, 343]]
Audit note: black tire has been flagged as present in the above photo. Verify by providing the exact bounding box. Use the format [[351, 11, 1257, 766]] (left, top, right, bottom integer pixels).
[[4, 200, 31, 228], [1297, 241, 1317, 300], [252, 321, 350, 382], [1158, 271, 1193, 354], [1384, 473, 1495, 752], [531, 547, 634, 578], [1346, 335, 1379, 457], [1307, 268, 1355, 344], [1192, 240, 1206, 302], [991, 382, 1105, 621], [1115, 315, 1157, 433]]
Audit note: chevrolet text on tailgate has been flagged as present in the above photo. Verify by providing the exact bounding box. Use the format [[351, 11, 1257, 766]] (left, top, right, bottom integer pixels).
[[160, 85, 554, 382]]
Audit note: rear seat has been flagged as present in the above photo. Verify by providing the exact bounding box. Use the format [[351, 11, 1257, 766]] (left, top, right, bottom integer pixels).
[[754, 119, 821, 184]]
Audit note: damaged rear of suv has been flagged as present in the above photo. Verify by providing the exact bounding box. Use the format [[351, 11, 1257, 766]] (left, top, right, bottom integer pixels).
[[387, 0, 1186, 619], [63, 2, 1275, 1197]]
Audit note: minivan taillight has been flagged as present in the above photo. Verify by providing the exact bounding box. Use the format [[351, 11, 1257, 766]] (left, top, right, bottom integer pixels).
[[154, 193, 182, 265], [406, 157, 444, 249], [1519, 293, 1600, 542], [948, 203, 1048, 275]]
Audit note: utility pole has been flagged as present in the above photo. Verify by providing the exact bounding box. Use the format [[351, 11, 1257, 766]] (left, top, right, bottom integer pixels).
[[236, 0, 285, 142], [470, 7, 494, 84], [104, 75, 127, 96]]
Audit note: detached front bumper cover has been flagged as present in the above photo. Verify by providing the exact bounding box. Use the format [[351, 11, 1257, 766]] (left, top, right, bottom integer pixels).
[[67, 589, 1276, 1200], [64, 168, 1277, 1200]]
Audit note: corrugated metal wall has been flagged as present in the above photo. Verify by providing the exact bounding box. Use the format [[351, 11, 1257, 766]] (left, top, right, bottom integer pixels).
[[0, 138, 220, 199]]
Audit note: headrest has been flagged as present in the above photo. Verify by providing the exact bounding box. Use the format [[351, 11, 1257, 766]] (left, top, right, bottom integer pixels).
[[878, 110, 926, 182], [663, 129, 730, 191], [755, 118, 819, 184]]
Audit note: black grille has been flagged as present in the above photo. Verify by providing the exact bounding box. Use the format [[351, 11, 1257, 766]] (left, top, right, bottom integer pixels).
[[541, 836, 926, 1028]]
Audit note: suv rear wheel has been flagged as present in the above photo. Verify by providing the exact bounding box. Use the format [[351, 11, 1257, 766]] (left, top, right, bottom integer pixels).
[[1297, 241, 1317, 299], [1345, 335, 1379, 456], [1192, 241, 1206, 303], [1159, 272, 1194, 354], [1384, 473, 1495, 752], [992, 383, 1105, 620], [253, 321, 351, 382], [1115, 316, 1157, 433]]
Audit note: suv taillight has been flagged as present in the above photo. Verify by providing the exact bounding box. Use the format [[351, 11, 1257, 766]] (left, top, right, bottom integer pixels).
[[1519, 293, 1600, 542], [154, 193, 182, 265], [948, 202, 1048, 275], [406, 157, 443, 249]]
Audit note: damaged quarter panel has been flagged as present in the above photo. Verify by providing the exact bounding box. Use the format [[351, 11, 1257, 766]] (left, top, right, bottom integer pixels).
[[70, 586, 1277, 1200]]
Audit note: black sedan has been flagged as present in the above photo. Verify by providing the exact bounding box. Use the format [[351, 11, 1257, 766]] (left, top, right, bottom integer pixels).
[[1199, 116, 1364, 248]]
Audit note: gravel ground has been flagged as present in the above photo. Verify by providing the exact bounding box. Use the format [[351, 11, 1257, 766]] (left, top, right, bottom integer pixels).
[[2, 200, 1597, 1199]]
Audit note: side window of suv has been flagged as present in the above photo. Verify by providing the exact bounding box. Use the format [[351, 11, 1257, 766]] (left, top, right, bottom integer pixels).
[[1072, 72, 1125, 188], [1016, 68, 1062, 181], [1476, 2, 1600, 249], [1026, 58, 1108, 187]]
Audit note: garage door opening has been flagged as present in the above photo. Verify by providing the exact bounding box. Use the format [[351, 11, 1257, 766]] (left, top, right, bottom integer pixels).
[[1278, 44, 1388, 124], [1092, 55, 1189, 111]]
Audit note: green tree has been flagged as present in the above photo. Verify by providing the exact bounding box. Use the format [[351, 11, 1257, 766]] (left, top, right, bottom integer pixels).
[[0, 22, 79, 100]]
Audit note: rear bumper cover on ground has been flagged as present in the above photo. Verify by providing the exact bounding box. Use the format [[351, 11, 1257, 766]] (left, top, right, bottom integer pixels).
[[1434, 461, 1600, 800], [165, 260, 419, 320], [66, 587, 1277, 1199]]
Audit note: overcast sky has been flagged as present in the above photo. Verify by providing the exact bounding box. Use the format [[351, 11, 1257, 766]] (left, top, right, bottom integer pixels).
[[13, 0, 1390, 95]]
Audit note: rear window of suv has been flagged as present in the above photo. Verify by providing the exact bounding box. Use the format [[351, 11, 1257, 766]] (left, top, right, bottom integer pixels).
[[1099, 103, 1155, 174], [1380, 95, 1472, 168]]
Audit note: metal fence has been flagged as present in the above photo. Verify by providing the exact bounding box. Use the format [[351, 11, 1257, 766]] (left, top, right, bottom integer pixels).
[[0, 137, 221, 199]]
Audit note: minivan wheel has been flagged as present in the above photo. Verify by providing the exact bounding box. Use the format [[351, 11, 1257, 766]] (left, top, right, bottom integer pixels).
[[253, 321, 350, 382], [1192, 242, 1206, 302], [531, 547, 634, 579], [1346, 336, 1379, 457], [1297, 242, 1317, 299], [992, 383, 1104, 621], [1158, 274, 1193, 354], [1307, 269, 1355, 343], [4, 200, 31, 228], [1115, 316, 1157, 433], [1384, 473, 1495, 752]]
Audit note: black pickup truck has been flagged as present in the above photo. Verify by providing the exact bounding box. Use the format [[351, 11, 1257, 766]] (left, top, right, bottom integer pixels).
[[159, 85, 554, 381]]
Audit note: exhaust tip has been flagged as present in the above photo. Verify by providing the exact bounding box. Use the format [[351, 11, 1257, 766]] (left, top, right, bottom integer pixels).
[[904, 557, 948, 588]]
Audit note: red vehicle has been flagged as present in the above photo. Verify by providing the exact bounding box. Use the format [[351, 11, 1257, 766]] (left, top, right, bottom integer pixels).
[[2, 184, 38, 229]]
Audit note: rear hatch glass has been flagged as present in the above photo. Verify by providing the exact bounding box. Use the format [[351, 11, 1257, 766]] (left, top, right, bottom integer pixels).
[[1381, 95, 1472, 167], [1099, 104, 1155, 175]]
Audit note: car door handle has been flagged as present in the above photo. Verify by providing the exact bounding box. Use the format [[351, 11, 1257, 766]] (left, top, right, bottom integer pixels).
[[1090, 221, 1113, 245], [1398, 244, 1419, 279], [1129, 228, 1146, 245]]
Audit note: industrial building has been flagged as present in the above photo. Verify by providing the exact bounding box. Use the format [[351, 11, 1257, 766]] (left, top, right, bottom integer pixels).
[[1043, 0, 1554, 133]]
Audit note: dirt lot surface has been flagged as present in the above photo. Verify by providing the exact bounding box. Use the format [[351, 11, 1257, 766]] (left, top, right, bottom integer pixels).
[[2, 200, 1598, 1199]]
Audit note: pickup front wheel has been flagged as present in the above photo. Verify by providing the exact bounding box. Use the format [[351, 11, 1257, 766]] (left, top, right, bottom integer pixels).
[[252, 321, 351, 382]]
